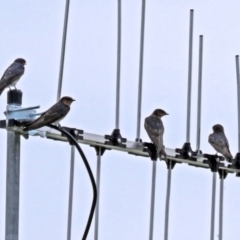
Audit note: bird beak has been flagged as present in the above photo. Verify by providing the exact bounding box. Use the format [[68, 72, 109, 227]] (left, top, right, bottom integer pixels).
[[72, 99, 76, 101], [165, 113, 169, 115]]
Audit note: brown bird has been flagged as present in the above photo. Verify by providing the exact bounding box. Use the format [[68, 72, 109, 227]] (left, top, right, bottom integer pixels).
[[208, 124, 233, 162], [23, 96, 75, 131], [144, 109, 168, 160], [0, 58, 26, 95]]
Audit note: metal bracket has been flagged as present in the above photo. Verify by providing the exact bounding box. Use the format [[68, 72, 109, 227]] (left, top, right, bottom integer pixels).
[[175, 142, 197, 161], [93, 146, 107, 156], [59, 126, 84, 145], [165, 159, 179, 169], [218, 169, 228, 179], [203, 154, 224, 172], [143, 142, 158, 161], [105, 129, 127, 148]]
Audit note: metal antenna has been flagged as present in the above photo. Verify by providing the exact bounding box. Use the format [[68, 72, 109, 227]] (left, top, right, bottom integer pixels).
[[54, 1, 73, 239], [57, 0, 70, 101], [236, 55, 240, 151], [5, 91, 22, 240], [210, 172, 217, 240], [149, 161, 157, 240], [218, 172, 224, 240], [67, 146, 75, 240], [115, 0, 121, 129], [164, 161, 172, 240], [196, 35, 203, 153], [94, 147, 104, 240], [186, 9, 194, 142], [136, 0, 146, 141]]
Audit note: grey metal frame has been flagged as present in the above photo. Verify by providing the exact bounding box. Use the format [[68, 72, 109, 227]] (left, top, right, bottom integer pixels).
[[149, 161, 157, 240], [196, 35, 203, 152], [210, 172, 217, 240], [186, 10, 194, 142], [94, 150, 102, 240]]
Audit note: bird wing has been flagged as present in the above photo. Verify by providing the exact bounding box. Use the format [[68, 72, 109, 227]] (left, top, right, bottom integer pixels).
[[24, 102, 70, 131], [0, 62, 24, 89], [144, 116, 164, 152], [208, 132, 232, 159]]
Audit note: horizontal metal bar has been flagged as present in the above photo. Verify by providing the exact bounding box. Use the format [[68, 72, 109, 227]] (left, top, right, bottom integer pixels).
[[6, 105, 40, 112], [11, 126, 238, 174], [2, 125, 240, 174]]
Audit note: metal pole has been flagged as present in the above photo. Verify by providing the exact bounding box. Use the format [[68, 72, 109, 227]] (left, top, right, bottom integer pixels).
[[219, 173, 224, 240], [196, 35, 203, 152], [210, 172, 217, 240], [55, 2, 73, 238], [5, 90, 22, 240], [57, 0, 70, 101], [67, 146, 75, 240], [115, 0, 121, 129], [164, 161, 172, 240], [136, 0, 146, 141], [149, 161, 157, 240], [186, 9, 194, 142], [236, 55, 240, 151], [94, 149, 102, 240], [5, 131, 20, 240]]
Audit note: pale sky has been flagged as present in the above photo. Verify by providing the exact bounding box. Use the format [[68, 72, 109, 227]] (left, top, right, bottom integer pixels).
[[1, 1, 240, 239]]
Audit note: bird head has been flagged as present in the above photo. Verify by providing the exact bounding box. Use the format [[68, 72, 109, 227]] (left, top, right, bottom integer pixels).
[[14, 58, 27, 65], [152, 109, 169, 118], [61, 96, 75, 106], [212, 124, 224, 133]]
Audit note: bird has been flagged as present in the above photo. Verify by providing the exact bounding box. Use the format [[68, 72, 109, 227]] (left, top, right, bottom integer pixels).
[[144, 109, 168, 160], [0, 58, 26, 95], [23, 96, 75, 131], [208, 124, 233, 162]]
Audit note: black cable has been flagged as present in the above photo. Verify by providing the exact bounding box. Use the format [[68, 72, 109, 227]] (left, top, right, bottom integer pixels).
[[48, 124, 97, 240]]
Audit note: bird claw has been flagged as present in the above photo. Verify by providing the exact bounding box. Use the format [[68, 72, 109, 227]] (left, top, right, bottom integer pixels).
[[159, 149, 167, 161]]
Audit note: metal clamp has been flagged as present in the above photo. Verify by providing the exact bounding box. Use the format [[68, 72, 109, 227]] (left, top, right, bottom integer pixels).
[[105, 129, 127, 148]]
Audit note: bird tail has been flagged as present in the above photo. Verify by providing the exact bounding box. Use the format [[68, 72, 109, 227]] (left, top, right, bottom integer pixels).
[[223, 148, 233, 162]]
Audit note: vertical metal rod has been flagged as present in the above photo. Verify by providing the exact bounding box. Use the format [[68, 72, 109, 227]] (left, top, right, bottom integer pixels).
[[186, 9, 194, 142], [94, 150, 102, 240], [55, 2, 73, 239], [136, 0, 146, 141], [5, 91, 22, 240], [115, 0, 121, 129], [236, 55, 240, 152], [5, 131, 21, 240], [57, 0, 70, 101], [164, 161, 172, 240], [67, 146, 75, 240], [149, 161, 157, 240], [219, 173, 224, 240], [210, 172, 217, 240], [196, 35, 203, 152]]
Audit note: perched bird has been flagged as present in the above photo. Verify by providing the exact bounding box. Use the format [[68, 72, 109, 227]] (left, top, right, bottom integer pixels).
[[0, 58, 26, 95], [144, 109, 168, 160], [23, 96, 75, 131], [208, 124, 233, 162]]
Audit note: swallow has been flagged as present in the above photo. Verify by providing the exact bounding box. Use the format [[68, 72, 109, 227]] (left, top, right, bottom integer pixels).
[[23, 96, 75, 131], [0, 58, 26, 95], [208, 124, 233, 162], [144, 109, 168, 160]]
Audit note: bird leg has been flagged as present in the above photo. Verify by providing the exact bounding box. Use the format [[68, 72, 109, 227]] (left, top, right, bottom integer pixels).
[[57, 123, 62, 130], [159, 148, 167, 161]]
